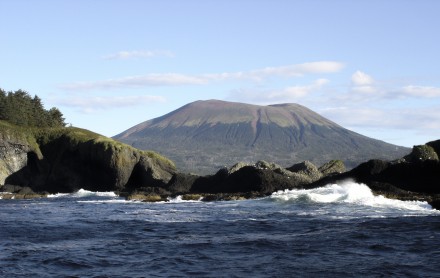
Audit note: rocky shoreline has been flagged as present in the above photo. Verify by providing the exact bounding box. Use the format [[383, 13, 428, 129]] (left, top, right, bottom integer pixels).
[[116, 139, 440, 210], [1, 122, 439, 210]]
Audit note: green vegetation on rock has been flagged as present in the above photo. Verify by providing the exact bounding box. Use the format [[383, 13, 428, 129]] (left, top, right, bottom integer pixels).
[[405, 144, 439, 162], [1, 120, 175, 193]]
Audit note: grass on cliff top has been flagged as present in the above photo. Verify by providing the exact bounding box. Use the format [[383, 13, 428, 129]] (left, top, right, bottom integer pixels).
[[0, 121, 175, 168], [39, 127, 175, 168]]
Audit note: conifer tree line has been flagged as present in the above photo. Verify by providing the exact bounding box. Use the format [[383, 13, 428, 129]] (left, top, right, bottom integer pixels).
[[0, 88, 66, 128]]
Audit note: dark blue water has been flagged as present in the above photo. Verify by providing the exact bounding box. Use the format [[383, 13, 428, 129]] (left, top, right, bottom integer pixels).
[[1, 182, 440, 277]]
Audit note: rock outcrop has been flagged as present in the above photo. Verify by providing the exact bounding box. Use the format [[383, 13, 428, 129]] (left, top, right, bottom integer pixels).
[[311, 140, 440, 209], [160, 160, 343, 201], [132, 140, 440, 210], [0, 122, 175, 194], [0, 131, 36, 185]]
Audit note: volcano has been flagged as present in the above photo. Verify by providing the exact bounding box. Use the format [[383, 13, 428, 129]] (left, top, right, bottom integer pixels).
[[114, 100, 409, 174]]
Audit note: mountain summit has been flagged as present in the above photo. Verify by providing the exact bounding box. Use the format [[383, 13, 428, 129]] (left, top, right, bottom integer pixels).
[[114, 100, 409, 174]]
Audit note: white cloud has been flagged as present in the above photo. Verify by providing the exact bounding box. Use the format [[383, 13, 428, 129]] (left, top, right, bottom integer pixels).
[[61, 61, 344, 91], [401, 85, 440, 98], [102, 50, 174, 60], [230, 79, 329, 104], [54, 95, 167, 112], [61, 74, 209, 90], [248, 61, 345, 80], [351, 70, 374, 86], [351, 71, 377, 94], [320, 107, 387, 128], [267, 79, 329, 99], [320, 105, 440, 132]]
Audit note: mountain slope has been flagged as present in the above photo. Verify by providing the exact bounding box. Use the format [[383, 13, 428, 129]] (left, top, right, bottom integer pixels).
[[114, 100, 409, 174]]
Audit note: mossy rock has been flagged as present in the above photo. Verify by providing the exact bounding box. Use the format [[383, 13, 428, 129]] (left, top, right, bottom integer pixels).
[[405, 145, 439, 162], [319, 160, 346, 176], [1, 121, 176, 193]]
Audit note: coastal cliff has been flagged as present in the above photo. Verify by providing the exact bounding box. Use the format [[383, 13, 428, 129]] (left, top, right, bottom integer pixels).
[[0, 121, 175, 196]]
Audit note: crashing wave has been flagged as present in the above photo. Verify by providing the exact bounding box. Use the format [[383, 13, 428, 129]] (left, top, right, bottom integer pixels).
[[270, 181, 435, 212], [48, 189, 117, 198]]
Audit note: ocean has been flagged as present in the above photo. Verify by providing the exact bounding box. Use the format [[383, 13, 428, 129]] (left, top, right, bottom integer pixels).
[[1, 181, 439, 277]]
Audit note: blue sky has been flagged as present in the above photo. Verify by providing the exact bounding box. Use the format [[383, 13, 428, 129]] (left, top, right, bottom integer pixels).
[[1, 0, 439, 147]]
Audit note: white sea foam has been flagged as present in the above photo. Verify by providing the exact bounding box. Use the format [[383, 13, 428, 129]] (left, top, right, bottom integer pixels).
[[47, 189, 117, 198], [166, 195, 203, 203], [270, 181, 436, 212]]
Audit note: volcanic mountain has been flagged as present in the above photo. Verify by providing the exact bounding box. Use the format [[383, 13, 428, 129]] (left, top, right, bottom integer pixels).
[[114, 100, 409, 174]]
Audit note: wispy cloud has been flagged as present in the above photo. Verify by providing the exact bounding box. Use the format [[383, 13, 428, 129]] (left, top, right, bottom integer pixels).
[[53, 95, 167, 112], [102, 50, 174, 60], [320, 105, 440, 132], [60, 61, 344, 91], [400, 85, 440, 98], [61, 74, 208, 90], [246, 61, 344, 80], [229, 78, 329, 104]]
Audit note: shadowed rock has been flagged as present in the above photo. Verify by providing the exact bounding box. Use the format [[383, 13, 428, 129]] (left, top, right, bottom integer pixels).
[[0, 123, 175, 194]]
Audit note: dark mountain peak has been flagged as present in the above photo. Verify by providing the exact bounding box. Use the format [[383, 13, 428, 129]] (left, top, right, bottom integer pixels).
[[114, 100, 409, 174]]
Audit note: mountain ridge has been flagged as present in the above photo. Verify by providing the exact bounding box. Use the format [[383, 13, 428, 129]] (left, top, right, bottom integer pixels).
[[114, 100, 409, 174]]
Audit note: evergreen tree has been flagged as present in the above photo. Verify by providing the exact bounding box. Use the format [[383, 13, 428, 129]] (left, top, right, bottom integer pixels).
[[0, 88, 66, 128]]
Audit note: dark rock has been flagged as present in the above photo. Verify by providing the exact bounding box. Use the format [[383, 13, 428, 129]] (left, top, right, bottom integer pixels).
[[0, 184, 47, 199], [200, 192, 264, 202], [191, 163, 315, 194], [2, 127, 176, 194], [311, 146, 440, 203], [427, 139, 440, 157], [224, 166, 292, 193], [0, 184, 37, 195], [166, 172, 200, 194], [228, 162, 250, 174], [126, 155, 175, 189], [428, 199, 440, 210], [0, 184, 23, 193]]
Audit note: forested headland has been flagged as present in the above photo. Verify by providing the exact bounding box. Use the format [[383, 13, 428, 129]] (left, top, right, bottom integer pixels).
[[0, 88, 65, 128]]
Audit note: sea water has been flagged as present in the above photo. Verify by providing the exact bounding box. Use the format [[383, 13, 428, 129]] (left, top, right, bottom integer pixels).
[[1, 181, 439, 277]]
